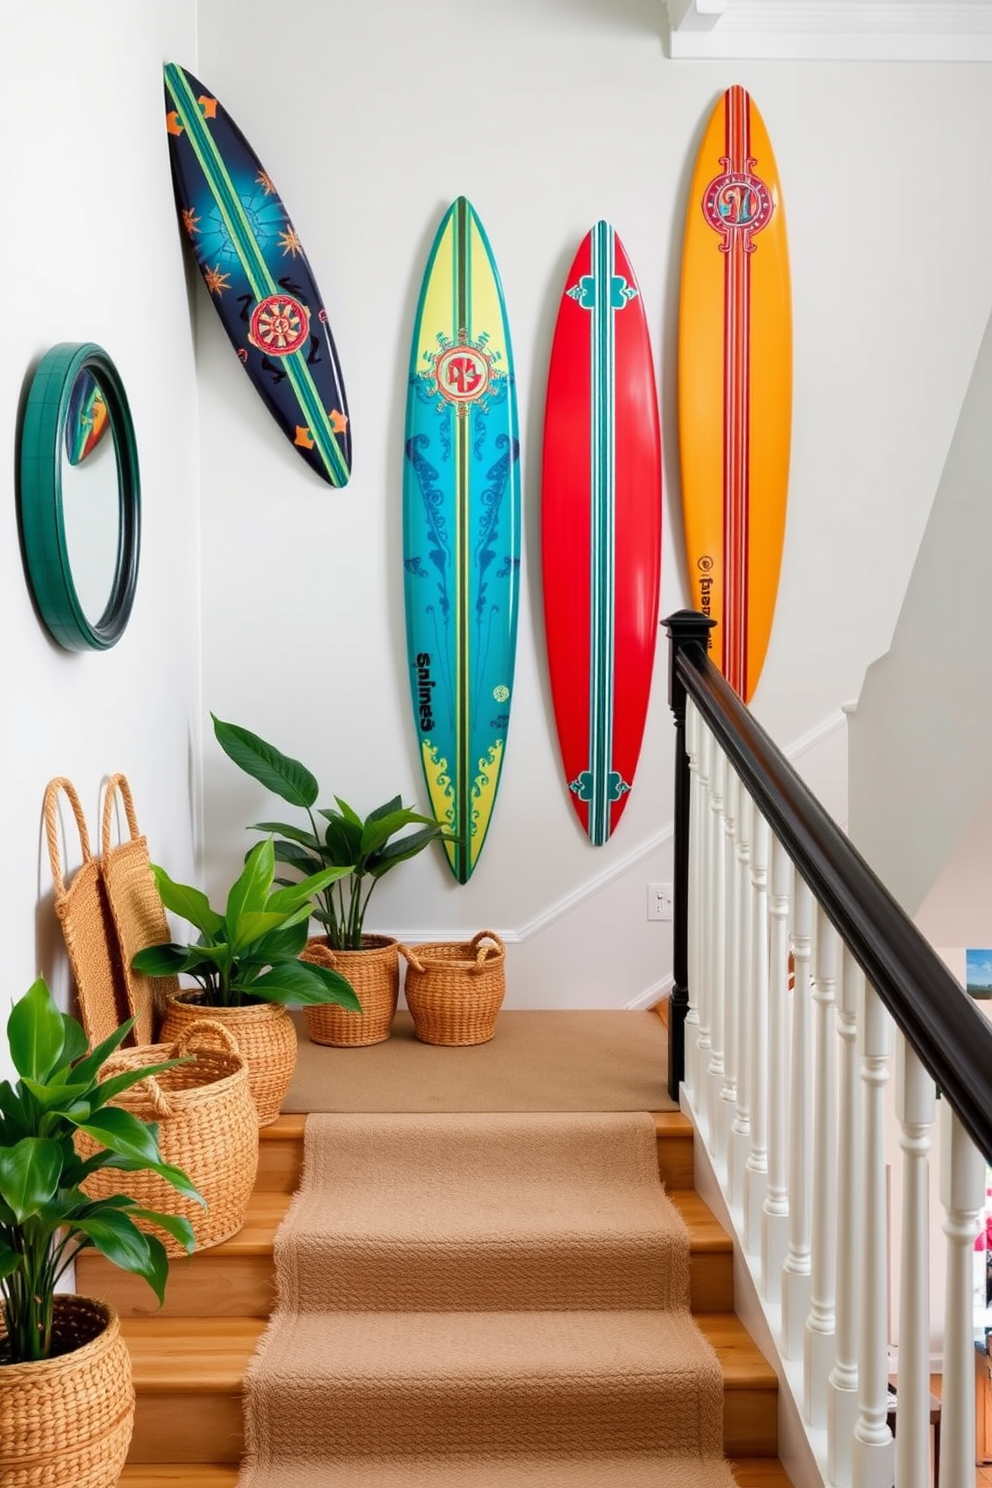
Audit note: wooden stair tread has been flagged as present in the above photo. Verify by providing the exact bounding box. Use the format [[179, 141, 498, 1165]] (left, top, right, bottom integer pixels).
[[729, 1462, 795, 1486], [667, 1189, 734, 1252], [695, 1313, 777, 1389]]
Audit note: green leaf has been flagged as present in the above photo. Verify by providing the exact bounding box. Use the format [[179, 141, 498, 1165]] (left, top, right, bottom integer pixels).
[[90, 1058, 192, 1109], [130, 943, 192, 978], [0, 1138, 62, 1221], [368, 825, 448, 876], [58, 1012, 89, 1069], [20, 1077, 91, 1114], [0, 1243, 21, 1281], [72, 1107, 164, 1166], [365, 795, 404, 823], [228, 909, 305, 955], [320, 812, 362, 867], [333, 797, 364, 828], [129, 1208, 198, 1250], [249, 920, 309, 960], [267, 865, 350, 914], [7, 977, 64, 1082], [150, 867, 224, 938], [66, 1019, 135, 1088], [227, 840, 276, 926], [212, 715, 319, 809], [73, 1209, 166, 1299], [253, 821, 322, 851], [248, 961, 362, 1008]]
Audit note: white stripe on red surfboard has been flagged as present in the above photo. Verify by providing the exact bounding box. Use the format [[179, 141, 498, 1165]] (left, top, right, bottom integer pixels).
[[721, 84, 752, 700]]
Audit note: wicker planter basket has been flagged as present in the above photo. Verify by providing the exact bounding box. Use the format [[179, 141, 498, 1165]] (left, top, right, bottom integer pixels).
[[76, 1020, 259, 1254], [0, 1295, 133, 1488], [300, 935, 399, 1046], [160, 992, 296, 1127], [399, 931, 506, 1046]]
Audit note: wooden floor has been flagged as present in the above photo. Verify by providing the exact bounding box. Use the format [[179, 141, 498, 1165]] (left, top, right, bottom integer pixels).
[[89, 1109, 794, 1485]]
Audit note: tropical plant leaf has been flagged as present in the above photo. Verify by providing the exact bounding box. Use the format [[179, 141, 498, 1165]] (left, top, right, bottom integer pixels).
[[19, 1077, 91, 1114], [130, 943, 190, 978], [72, 1107, 164, 1166], [58, 1012, 89, 1069], [226, 839, 276, 926], [212, 715, 319, 808], [129, 1208, 197, 1250], [267, 865, 350, 913], [0, 1138, 61, 1221], [150, 867, 224, 937], [7, 977, 64, 1082], [369, 824, 449, 874], [253, 820, 322, 851], [249, 961, 361, 1008], [320, 812, 362, 867]]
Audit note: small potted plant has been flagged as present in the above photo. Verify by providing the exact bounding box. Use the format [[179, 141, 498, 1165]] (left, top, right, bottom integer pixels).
[[131, 837, 360, 1122], [0, 976, 201, 1487], [211, 713, 456, 1047]]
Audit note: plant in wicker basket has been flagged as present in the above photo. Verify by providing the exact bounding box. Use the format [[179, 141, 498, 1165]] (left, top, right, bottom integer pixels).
[[0, 977, 201, 1364], [211, 714, 458, 1046], [131, 838, 361, 1116]]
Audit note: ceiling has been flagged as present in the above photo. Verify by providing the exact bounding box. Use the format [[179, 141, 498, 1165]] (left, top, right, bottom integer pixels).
[[665, 0, 992, 60]]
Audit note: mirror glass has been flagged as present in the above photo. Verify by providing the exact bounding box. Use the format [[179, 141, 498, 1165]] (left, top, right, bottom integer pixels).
[[19, 344, 141, 651]]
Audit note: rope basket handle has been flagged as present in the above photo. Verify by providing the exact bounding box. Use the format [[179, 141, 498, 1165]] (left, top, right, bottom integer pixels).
[[468, 930, 504, 968], [96, 1049, 176, 1120], [44, 777, 94, 898], [173, 1018, 242, 1060], [397, 944, 425, 974], [101, 773, 141, 857]]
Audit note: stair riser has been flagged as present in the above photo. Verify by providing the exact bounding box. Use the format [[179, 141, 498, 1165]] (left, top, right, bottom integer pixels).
[[655, 1135, 694, 1190], [129, 1382, 776, 1461], [88, 1242, 732, 1318]]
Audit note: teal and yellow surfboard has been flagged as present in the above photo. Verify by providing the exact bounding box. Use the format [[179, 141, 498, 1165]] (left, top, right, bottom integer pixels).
[[403, 198, 520, 884]]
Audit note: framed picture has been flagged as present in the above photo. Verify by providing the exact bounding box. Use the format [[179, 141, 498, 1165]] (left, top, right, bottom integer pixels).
[[965, 949, 992, 999]]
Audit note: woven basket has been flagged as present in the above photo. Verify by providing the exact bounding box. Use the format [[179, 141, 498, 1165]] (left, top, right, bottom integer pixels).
[[0, 1295, 133, 1488], [77, 1019, 259, 1254], [44, 778, 133, 1049], [300, 935, 398, 1047], [100, 773, 177, 1044], [160, 991, 296, 1128], [399, 931, 506, 1046]]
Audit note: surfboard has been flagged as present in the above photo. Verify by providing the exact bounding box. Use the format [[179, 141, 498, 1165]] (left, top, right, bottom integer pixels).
[[541, 222, 662, 846], [678, 84, 792, 702], [403, 197, 520, 885], [163, 62, 351, 487]]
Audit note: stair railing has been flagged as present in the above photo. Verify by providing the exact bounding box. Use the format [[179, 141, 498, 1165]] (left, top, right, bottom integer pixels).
[[665, 610, 992, 1488]]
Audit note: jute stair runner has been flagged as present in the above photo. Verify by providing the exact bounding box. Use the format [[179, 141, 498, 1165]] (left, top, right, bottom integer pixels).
[[238, 1111, 739, 1486]]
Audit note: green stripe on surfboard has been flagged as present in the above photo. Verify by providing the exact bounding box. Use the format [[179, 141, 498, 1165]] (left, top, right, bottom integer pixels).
[[164, 64, 348, 488], [589, 221, 618, 846]]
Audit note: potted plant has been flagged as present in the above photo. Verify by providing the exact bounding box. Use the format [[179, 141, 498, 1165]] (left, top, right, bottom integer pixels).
[[211, 713, 456, 1046], [0, 975, 200, 1487], [131, 838, 360, 1122]]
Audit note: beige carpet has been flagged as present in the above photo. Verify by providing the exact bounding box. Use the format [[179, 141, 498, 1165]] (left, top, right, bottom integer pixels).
[[283, 1009, 678, 1113], [238, 1112, 739, 1487]]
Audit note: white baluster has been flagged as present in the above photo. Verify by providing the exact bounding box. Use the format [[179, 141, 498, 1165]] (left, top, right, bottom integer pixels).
[[853, 981, 894, 1488], [695, 724, 714, 1140], [707, 746, 727, 1164], [783, 877, 814, 1360], [762, 834, 791, 1304], [893, 1034, 934, 1488], [828, 951, 864, 1488], [805, 907, 839, 1425], [684, 699, 702, 1104], [720, 767, 740, 1169], [730, 786, 753, 1206], [939, 1104, 984, 1487], [745, 807, 770, 1256]]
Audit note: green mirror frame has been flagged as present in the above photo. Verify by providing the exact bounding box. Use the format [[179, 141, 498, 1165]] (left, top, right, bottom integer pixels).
[[19, 342, 141, 651]]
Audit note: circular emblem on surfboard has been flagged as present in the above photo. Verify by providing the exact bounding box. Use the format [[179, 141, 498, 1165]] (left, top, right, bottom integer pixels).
[[433, 343, 491, 406], [248, 294, 311, 355], [702, 169, 773, 251], [493, 685, 509, 703]]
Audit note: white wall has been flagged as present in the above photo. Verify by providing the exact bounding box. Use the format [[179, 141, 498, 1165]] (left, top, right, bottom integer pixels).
[[848, 305, 992, 918], [0, 1, 201, 1079], [193, 0, 992, 1005]]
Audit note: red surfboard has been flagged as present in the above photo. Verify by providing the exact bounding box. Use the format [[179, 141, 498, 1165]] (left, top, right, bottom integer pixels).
[[542, 223, 662, 845]]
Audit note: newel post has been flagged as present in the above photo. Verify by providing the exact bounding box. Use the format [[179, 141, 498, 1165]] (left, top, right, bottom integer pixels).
[[663, 610, 716, 1101]]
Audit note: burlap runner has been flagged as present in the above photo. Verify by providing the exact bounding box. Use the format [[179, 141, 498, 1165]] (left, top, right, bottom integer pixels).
[[239, 1111, 738, 1486]]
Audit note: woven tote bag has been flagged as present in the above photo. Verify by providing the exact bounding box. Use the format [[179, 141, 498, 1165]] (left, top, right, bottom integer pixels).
[[44, 777, 133, 1049], [100, 773, 177, 1044], [399, 930, 506, 1046], [77, 1018, 259, 1253]]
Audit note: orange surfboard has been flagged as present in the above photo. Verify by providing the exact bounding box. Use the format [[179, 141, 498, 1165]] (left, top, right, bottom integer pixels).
[[678, 85, 792, 703]]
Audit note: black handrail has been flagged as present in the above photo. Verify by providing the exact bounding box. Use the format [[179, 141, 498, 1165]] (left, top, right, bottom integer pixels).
[[665, 610, 992, 1165]]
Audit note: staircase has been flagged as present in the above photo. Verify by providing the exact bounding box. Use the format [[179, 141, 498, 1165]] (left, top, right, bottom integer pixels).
[[76, 1111, 794, 1486]]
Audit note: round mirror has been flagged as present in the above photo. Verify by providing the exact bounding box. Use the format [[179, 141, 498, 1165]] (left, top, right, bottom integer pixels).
[[19, 342, 141, 651]]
